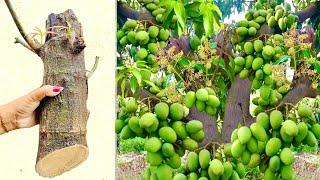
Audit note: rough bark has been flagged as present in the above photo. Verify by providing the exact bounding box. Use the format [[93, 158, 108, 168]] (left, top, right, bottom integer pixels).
[[221, 76, 253, 142], [187, 107, 221, 146], [36, 10, 89, 177], [275, 77, 318, 110], [295, 2, 320, 23], [117, 3, 155, 23]]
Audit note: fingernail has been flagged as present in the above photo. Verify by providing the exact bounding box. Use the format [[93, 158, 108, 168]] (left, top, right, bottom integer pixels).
[[53, 86, 64, 92]]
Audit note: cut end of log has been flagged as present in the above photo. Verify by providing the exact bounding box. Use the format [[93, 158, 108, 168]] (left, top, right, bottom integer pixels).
[[35, 144, 88, 177]]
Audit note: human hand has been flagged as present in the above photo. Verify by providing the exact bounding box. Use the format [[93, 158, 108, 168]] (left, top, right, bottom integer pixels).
[[0, 85, 63, 133]]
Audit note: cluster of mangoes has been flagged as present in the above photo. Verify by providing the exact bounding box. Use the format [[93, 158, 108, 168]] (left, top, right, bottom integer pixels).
[[172, 149, 246, 180], [143, 118, 205, 179], [252, 79, 291, 115], [235, 3, 297, 41], [117, 19, 170, 67], [183, 87, 220, 116], [225, 104, 320, 180], [137, 0, 178, 25], [115, 100, 205, 179]]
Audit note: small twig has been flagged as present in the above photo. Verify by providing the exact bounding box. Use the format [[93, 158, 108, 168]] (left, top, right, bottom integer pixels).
[[4, 0, 40, 54], [87, 56, 100, 79], [14, 37, 34, 52]]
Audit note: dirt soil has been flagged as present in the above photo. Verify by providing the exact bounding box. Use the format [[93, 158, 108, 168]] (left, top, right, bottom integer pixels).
[[116, 152, 320, 180]]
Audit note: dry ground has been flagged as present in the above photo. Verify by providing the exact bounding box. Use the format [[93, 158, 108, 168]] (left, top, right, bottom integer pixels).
[[116, 153, 320, 180]]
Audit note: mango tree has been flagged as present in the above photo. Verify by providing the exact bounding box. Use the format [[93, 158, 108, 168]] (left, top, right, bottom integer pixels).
[[116, 0, 320, 179]]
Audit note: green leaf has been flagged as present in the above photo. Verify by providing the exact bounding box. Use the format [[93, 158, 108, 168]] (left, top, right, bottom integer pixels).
[[116, 66, 126, 70], [174, 1, 186, 34], [116, 72, 125, 84], [178, 57, 190, 66], [143, 80, 158, 89], [210, 42, 217, 49], [202, 11, 213, 37], [312, 61, 320, 73], [194, 63, 205, 71], [274, 55, 290, 65], [130, 68, 142, 85], [209, 3, 222, 18], [163, 74, 175, 88], [185, 2, 201, 18], [130, 76, 138, 94], [302, 49, 311, 58], [162, 0, 175, 23], [120, 78, 127, 97]]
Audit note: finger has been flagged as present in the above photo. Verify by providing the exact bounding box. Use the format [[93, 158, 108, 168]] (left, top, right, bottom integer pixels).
[[28, 85, 64, 101]]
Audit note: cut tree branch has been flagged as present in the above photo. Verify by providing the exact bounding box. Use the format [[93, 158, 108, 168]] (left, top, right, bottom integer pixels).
[[117, 3, 156, 23], [4, 0, 40, 54]]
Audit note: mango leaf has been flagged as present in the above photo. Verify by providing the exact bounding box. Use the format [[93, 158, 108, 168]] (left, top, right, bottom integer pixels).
[[194, 63, 205, 71], [210, 42, 217, 49], [129, 68, 142, 85], [302, 49, 311, 58], [176, 81, 185, 89], [116, 66, 126, 70], [136, 60, 149, 68], [212, 11, 221, 32], [130, 76, 138, 94], [202, 11, 213, 37], [185, 2, 201, 18], [116, 72, 125, 84], [143, 80, 158, 89], [163, 10, 175, 29], [162, 0, 175, 23], [178, 57, 190, 66], [174, 1, 186, 34], [312, 61, 320, 73], [209, 3, 222, 18], [120, 78, 127, 97], [212, 58, 233, 80], [163, 74, 175, 88], [274, 55, 290, 65]]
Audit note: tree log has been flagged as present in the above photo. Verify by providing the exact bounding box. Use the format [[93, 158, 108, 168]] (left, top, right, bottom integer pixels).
[[36, 10, 89, 177], [221, 76, 253, 142]]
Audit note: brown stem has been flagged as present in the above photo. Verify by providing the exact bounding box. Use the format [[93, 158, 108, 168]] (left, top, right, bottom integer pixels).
[[271, 77, 318, 110], [117, 2, 156, 23], [221, 76, 254, 142], [187, 107, 222, 146], [14, 37, 34, 52], [4, 0, 40, 54], [295, 2, 320, 23]]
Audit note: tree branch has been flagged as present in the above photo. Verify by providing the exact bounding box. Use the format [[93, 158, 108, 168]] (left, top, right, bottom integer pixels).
[[274, 77, 319, 110], [221, 76, 254, 142], [295, 2, 320, 23], [187, 107, 222, 146], [117, 3, 156, 23], [4, 0, 40, 54], [14, 37, 34, 52]]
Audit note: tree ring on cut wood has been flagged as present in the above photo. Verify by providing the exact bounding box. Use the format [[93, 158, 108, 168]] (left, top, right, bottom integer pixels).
[[35, 144, 88, 177]]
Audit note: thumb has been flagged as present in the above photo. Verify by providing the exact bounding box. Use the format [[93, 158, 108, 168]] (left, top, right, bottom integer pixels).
[[28, 85, 64, 101]]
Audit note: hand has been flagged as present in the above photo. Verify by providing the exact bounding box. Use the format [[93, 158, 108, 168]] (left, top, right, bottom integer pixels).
[[0, 85, 63, 133]]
